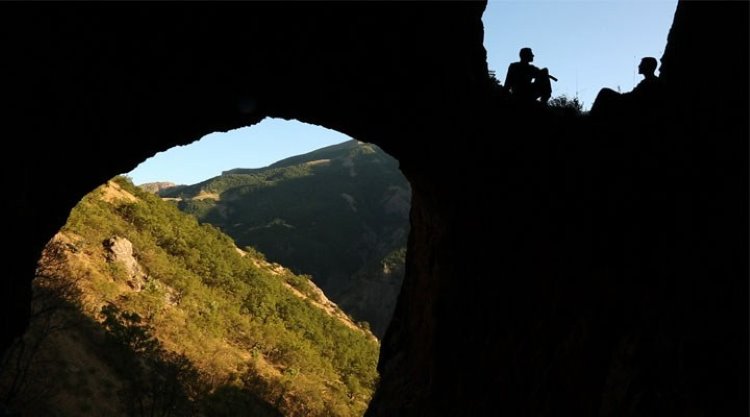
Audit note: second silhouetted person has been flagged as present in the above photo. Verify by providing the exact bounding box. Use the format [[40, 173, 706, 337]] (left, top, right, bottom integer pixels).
[[590, 56, 662, 118]]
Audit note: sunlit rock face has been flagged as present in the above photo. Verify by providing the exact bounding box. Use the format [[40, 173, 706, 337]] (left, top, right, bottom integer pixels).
[[1, 1, 746, 416]]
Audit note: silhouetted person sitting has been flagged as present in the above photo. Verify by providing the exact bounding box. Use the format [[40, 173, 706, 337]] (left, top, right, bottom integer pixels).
[[591, 57, 662, 118], [504, 47, 557, 103]]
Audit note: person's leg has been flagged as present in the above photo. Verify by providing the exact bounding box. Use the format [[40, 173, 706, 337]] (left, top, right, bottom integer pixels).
[[533, 74, 552, 103]]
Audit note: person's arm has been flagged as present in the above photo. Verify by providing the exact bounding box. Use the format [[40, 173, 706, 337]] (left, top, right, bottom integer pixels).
[[538, 67, 558, 82]]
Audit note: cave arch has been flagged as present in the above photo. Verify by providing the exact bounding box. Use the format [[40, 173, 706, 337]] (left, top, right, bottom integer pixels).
[[1, 2, 747, 416], [5, 115, 413, 414]]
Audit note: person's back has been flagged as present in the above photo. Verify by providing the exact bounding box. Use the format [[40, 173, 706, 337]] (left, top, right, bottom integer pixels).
[[506, 61, 539, 101]]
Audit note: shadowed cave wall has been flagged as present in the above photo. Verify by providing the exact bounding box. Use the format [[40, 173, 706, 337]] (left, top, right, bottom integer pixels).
[[1, 1, 747, 415]]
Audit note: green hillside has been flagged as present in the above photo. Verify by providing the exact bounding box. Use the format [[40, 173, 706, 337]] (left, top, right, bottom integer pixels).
[[161, 140, 410, 336], [0, 177, 378, 417]]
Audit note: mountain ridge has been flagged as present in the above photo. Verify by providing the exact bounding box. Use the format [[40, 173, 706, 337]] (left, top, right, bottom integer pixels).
[[222, 140, 361, 176]]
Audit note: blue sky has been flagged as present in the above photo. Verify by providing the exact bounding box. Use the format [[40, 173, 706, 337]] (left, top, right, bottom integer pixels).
[[128, 0, 678, 185], [128, 119, 352, 185]]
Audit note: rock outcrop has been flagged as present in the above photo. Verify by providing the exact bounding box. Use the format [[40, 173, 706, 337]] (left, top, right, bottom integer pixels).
[[103, 237, 146, 291], [1, 1, 746, 415]]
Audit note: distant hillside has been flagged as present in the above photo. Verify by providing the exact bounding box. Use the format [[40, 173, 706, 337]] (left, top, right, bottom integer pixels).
[[0, 177, 377, 417], [162, 140, 410, 337], [137, 181, 183, 194]]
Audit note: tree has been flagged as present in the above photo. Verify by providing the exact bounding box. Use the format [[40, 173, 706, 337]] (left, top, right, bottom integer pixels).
[[548, 95, 584, 116]]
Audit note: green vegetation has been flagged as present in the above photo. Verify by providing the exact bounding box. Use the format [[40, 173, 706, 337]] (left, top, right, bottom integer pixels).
[[548, 94, 585, 116], [2, 176, 378, 417], [161, 140, 410, 336]]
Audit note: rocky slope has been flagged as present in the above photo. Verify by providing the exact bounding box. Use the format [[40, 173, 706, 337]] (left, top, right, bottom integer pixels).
[[0, 178, 378, 417]]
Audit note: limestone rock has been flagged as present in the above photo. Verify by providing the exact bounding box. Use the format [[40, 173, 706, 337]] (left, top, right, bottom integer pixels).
[[103, 237, 146, 290]]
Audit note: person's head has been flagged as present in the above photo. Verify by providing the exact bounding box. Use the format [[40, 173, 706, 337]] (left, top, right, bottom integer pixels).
[[638, 57, 658, 77], [520, 47, 534, 63]]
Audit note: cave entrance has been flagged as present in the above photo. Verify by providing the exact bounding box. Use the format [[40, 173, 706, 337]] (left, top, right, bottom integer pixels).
[[5, 118, 409, 416]]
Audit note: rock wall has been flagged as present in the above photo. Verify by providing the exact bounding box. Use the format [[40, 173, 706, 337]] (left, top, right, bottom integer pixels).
[[1, 1, 746, 415]]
